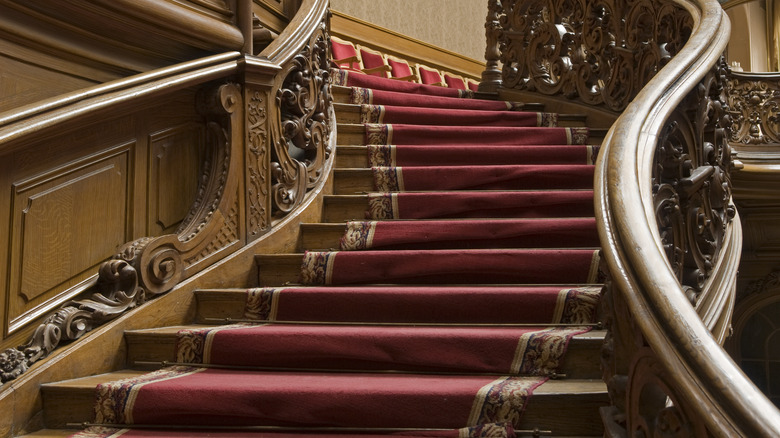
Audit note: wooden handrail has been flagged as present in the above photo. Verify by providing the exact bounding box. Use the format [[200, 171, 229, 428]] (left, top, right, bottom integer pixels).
[[595, 0, 780, 435]]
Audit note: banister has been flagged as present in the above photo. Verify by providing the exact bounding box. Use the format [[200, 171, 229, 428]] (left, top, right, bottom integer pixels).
[[0, 0, 333, 390], [594, 0, 780, 436]]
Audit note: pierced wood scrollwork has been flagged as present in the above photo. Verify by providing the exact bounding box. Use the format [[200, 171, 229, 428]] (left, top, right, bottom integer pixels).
[[269, 23, 332, 216], [601, 59, 738, 437], [492, 0, 693, 111], [653, 58, 737, 303], [726, 72, 780, 146], [0, 83, 243, 384]]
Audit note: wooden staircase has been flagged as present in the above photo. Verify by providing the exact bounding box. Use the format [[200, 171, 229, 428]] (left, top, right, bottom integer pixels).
[[25, 82, 609, 438]]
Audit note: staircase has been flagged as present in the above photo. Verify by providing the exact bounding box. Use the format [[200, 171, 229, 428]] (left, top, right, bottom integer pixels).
[[27, 71, 609, 437]]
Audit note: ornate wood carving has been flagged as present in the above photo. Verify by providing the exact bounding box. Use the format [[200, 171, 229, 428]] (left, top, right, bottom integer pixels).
[[492, 0, 694, 111], [0, 83, 243, 384], [269, 23, 332, 216], [652, 58, 736, 302], [246, 88, 271, 236], [600, 56, 743, 435], [726, 72, 780, 146]]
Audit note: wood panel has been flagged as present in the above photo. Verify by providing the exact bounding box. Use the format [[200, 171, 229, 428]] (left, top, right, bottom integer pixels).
[[0, 91, 210, 347], [6, 145, 132, 336], [148, 123, 205, 236]]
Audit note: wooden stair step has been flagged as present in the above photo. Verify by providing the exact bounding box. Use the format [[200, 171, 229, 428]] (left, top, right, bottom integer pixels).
[[332, 86, 547, 112], [300, 222, 346, 250], [335, 145, 370, 168], [40, 369, 607, 434], [333, 168, 374, 194], [124, 325, 605, 380], [322, 194, 371, 223], [255, 254, 303, 286]]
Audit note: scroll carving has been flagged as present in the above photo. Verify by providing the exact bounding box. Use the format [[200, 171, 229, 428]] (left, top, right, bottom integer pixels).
[[0, 82, 243, 384], [726, 72, 780, 146], [652, 58, 736, 301], [247, 89, 270, 236], [269, 22, 332, 216], [494, 0, 693, 111]]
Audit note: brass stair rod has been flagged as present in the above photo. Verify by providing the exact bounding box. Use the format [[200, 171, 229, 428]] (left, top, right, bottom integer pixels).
[[134, 360, 567, 379]]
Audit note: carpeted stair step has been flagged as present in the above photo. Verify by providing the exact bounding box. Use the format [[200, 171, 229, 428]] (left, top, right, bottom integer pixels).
[[332, 103, 580, 127], [303, 218, 599, 251], [336, 123, 590, 146], [256, 249, 600, 286], [335, 144, 600, 168], [124, 325, 604, 379], [193, 285, 602, 325], [333, 165, 595, 194], [332, 84, 546, 112], [40, 369, 607, 435], [322, 190, 595, 223]]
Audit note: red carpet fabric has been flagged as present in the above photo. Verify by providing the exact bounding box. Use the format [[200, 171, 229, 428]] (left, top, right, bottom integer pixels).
[[175, 324, 589, 375], [299, 249, 600, 285], [350, 88, 525, 111], [366, 191, 595, 219], [241, 286, 602, 325], [360, 105, 557, 127], [367, 144, 600, 166], [363, 124, 589, 146], [94, 367, 546, 430], [339, 218, 599, 250], [372, 165, 594, 191]]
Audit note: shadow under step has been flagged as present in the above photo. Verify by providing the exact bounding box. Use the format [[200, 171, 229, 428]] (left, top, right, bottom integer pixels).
[[40, 370, 607, 435]]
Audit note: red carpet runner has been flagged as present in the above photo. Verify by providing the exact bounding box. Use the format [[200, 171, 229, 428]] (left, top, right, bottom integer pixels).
[[73, 69, 604, 438]]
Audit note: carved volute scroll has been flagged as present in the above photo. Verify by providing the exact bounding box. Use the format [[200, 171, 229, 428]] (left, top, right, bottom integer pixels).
[[726, 71, 780, 146], [493, 0, 693, 112], [0, 82, 243, 384], [268, 21, 332, 216], [653, 58, 737, 303]]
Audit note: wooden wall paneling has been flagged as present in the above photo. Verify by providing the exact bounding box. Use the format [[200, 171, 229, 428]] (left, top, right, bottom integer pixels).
[[147, 123, 206, 236], [6, 142, 134, 338], [252, 0, 299, 34], [0, 53, 99, 114]]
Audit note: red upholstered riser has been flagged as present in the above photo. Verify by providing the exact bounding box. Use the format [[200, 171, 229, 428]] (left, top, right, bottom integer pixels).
[[367, 145, 600, 167], [359, 104, 557, 127]]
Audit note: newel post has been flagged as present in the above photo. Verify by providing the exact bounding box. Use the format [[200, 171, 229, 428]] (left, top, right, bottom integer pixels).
[[478, 0, 503, 93]]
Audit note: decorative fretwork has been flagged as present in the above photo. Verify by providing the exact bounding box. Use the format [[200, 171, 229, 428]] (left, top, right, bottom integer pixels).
[[491, 0, 693, 111], [269, 22, 332, 216], [652, 58, 736, 301], [726, 72, 780, 146], [0, 83, 243, 384]]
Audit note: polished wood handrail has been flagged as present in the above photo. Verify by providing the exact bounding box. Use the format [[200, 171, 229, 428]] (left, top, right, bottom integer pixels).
[[595, 0, 780, 435]]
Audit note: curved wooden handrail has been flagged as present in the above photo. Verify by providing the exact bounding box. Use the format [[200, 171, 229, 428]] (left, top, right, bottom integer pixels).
[[595, 0, 780, 435]]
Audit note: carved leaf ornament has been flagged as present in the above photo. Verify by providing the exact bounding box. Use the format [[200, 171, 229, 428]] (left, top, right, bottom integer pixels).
[[727, 73, 780, 145]]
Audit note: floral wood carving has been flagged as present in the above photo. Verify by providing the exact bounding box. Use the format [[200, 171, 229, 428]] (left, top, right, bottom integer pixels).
[[652, 58, 736, 302], [493, 0, 693, 111], [0, 83, 243, 384], [726, 72, 780, 146], [247, 89, 270, 236], [269, 22, 332, 216]]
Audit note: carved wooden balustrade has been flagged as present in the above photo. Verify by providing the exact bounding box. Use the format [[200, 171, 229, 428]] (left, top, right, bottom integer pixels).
[[482, 0, 780, 435], [726, 71, 780, 147], [0, 0, 332, 386]]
